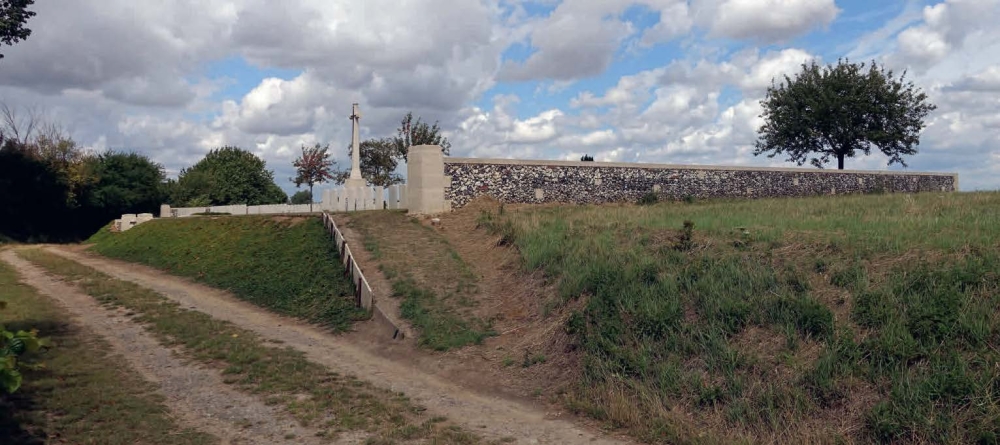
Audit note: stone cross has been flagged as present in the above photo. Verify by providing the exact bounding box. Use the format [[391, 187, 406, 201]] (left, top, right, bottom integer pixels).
[[349, 103, 362, 180]]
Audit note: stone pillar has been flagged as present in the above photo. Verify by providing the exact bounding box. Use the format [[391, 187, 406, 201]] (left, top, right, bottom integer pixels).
[[345, 103, 366, 189], [160, 204, 171, 218], [406, 145, 450, 215]]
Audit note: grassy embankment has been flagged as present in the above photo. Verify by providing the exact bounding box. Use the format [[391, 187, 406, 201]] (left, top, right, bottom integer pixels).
[[479, 192, 1000, 444], [18, 248, 488, 444], [0, 256, 217, 445], [87, 216, 365, 331], [347, 211, 494, 351]]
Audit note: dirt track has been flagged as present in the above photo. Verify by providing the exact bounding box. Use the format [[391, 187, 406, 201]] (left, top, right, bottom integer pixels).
[[39, 246, 630, 445], [1, 249, 336, 445]]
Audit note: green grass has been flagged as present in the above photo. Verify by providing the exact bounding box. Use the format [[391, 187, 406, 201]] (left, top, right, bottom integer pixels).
[[18, 248, 488, 444], [480, 191, 1000, 444], [87, 216, 365, 331], [0, 255, 217, 445], [347, 211, 495, 351]]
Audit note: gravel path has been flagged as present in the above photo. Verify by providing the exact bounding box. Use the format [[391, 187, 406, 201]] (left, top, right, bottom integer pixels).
[[45, 246, 632, 445], [1, 249, 350, 445]]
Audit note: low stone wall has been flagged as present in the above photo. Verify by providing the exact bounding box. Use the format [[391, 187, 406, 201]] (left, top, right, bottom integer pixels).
[[444, 158, 958, 209]]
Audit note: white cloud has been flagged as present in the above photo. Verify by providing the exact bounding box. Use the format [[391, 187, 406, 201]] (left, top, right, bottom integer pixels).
[[700, 0, 840, 42], [740, 49, 817, 92], [499, 0, 634, 81]]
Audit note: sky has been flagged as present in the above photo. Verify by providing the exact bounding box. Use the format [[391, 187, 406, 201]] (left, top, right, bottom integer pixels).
[[0, 0, 998, 194]]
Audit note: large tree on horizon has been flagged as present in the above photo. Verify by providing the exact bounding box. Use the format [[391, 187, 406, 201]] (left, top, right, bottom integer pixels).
[[0, 0, 35, 60], [754, 59, 937, 170], [172, 146, 286, 207]]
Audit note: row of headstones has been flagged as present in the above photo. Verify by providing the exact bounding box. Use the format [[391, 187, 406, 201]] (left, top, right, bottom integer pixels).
[[113, 213, 154, 232], [320, 185, 407, 212]]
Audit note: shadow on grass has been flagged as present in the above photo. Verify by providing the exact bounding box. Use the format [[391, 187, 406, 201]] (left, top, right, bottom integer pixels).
[[0, 318, 71, 445]]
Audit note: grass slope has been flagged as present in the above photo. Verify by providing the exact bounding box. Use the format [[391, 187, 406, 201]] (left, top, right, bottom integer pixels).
[[480, 192, 1000, 444], [0, 255, 216, 445], [87, 216, 365, 331], [347, 211, 495, 351]]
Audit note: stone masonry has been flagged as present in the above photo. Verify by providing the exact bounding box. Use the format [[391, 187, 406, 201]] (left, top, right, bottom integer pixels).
[[444, 158, 958, 209]]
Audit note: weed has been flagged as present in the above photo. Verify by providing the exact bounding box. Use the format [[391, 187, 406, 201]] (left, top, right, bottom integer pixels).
[[637, 192, 659, 206], [521, 351, 547, 368], [674, 220, 695, 251]]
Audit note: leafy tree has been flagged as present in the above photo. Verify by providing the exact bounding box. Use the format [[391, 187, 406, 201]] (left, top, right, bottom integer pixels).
[[290, 190, 312, 205], [0, 0, 35, 60], [292, 143, 335, 211], [392, 112, 451, 161], [336, 137, 404, 187], [174, 146, 286, 206], [85, 151, 165, 221], [754, 59, 937, 170], [0, 142, 69, 241], [581, 154, 594, 161]]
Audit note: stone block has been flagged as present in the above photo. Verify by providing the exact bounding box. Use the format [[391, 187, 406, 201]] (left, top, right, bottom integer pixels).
[[406, 145, 449, 215]]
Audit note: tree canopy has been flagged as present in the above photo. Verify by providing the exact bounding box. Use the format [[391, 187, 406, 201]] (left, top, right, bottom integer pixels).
[[0, 0, 35, 59], [290, 190, 312, 205], [392, 112, 451, 160], [337, 112, 449, 187], [754, 59, 937, 170], [292, 143, 335, 202], [336, 138, 404, 188], [86, 151, 165, 221], [171, 146, 286, 206]]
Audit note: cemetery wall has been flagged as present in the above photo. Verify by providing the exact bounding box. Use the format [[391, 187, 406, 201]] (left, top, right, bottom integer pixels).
[[442, 158, 959, 209]]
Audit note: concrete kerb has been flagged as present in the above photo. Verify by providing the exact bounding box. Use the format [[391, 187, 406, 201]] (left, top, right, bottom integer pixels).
[[321, 213, 404, 341]]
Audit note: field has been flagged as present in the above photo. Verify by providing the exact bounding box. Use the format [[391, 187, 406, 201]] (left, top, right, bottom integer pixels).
[[87, 216, 365, 331], [478, 192, 1000, 443]]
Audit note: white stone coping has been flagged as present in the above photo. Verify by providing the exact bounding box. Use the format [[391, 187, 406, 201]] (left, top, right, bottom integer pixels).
[[445, 157, 958, 179]]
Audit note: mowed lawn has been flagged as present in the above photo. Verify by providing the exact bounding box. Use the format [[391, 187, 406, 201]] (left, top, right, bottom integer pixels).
[[88, 216, 365, 331], [479, 191, 1000, 444]]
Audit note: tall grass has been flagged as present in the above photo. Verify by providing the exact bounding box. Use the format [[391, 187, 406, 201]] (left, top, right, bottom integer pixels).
[[482, 192, 1000, 443]]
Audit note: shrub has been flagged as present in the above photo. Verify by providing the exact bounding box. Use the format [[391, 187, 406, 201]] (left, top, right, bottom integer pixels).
[[674, 220, 695, 251], [637, 192, 658, 206], [0, 302, 48, 394]]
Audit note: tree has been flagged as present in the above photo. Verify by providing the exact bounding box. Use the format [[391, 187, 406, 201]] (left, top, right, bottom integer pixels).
[[0, 0, 35, 59], [292, 143, 335, 211], [581, 154, 594, 161], [336, 138, 404, 188], [174, 146, 286, 206], [85, 151, 165, 222], [290, 190, 312, 205], [392, 112, 451, 161], [754, 59, 937, 170]]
